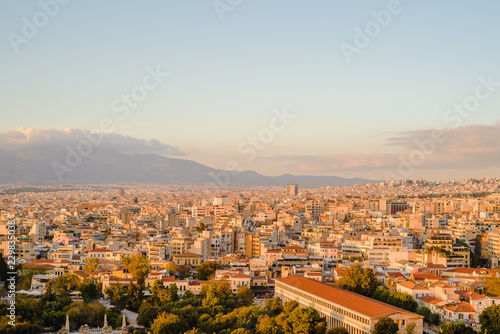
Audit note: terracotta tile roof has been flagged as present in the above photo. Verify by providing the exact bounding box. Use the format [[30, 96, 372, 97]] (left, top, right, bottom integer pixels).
[[277, 275, 422, 319], [88, 248, 111, 253], [398, 281, 429, 291], [412, 272, 446, 281], [433, 282, 455, 289], [231, 273, 251, 279], [161, 276, 176, 282], [282, 245, 307, 250], [31, 259, 70, 265], [418, 296, 445, 305], [469, 293, 486, 300], [175, 252, 202, 258], [443, 302, 476, 313], [446, 268, 489, 274]]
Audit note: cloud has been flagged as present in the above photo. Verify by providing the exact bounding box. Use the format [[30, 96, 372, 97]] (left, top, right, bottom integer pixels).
[[262, 153, 399, 174], [0, 128, 187, 156], [262, 123, 500, 174]]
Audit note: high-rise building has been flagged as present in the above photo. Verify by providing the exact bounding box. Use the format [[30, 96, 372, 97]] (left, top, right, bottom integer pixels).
[[118, 188, 125, 196], [286, 184, 298, 197]]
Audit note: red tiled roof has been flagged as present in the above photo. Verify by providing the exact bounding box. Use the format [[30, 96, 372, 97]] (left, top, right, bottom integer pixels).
[[398, 281, 429, 291], [418, 296, 445, 305], [175, 252, 202, 258], [161, 276, 176, 282], [412, 272, 446, 281], [89, 248, 111, 253], [231, 273, 251, 279], [446, 268, 489, 274], [443, 302, 476, 313]]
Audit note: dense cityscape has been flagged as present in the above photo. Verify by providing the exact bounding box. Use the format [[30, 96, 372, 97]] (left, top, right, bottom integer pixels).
[[0, 179, 499, 333]]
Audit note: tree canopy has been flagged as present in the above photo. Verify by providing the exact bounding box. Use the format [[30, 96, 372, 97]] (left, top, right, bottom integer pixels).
[[373, 316, 399, 334], [195, 261, 221, 280], [439, 322, 476, 334], [479, 304, 500, 334], [334, 264, 379, 297], [124, 255, 151, 285]]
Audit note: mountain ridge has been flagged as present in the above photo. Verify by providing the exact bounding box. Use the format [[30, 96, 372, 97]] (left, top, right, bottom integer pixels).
[[0, 146, 380, 187]]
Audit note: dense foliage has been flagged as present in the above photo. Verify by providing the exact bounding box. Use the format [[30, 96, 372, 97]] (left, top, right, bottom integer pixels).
[[334, 264, 379, 297], [478, 304, 500, 334], [372, 288, 418, 313], [438, 322, 476, 334], [136, 280, 327, 334], [372, 316, 399, 334], [416, 306, 441, 326], [0, 281, 121, 333]]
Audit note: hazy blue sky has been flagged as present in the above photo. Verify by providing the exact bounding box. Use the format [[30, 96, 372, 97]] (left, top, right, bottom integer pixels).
[[1, 1, 500, 181]]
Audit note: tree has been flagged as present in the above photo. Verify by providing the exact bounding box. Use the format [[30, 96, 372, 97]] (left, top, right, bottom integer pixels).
[[265, 297, 283, 316], [485, 277, 500, 297], [439, 322, 476, 334], [283, 300, 299, 314], [184, 329, 205, 334], [150, 280, 170, 305], [151, 312, 189, 334], [136, 302, 158, 329], [165, 262, 178, 276], [479, 304, 500, 334], [106, 285, 127, 312], [405, 322, 417, 334], [67, 301, 107, 329], [79, 280, 101, 302], [169, 283, 179, 301], [281, 307, 326, 334], [196, 222, 207, 233], [256, 315, 283, 334], [194, 262, 221, 280], [429, 312, 441, 326], [234, 286, 254, 307], [176, 265, 191, 279], [334, 264, 379, 297], [231, 329, 252, 334], [326, 326, 349, 334], [83, 257, 100, 278], [417, 306, 440, 326], [386, 291, 418, 312], [125, 255, 150, 286], [126, 283, 143, 312], [373, 316, 398, 334], [201, 280, 232, 309], [54, 273, 81, 295]]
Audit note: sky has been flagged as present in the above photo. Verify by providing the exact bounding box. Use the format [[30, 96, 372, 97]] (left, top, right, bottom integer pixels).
[[1, 0, 500, 181]]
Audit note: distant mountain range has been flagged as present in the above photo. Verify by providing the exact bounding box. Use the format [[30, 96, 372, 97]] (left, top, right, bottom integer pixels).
[[0, 146, 380, 188]]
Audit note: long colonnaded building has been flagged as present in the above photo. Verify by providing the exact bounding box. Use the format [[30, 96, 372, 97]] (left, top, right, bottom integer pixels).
[[275, 275, 424, 334]]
